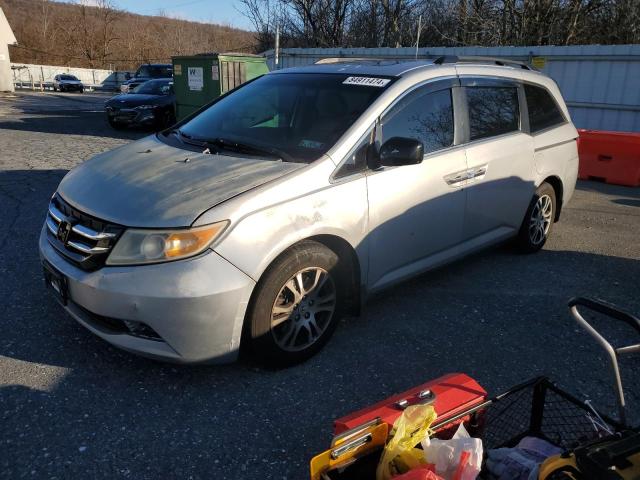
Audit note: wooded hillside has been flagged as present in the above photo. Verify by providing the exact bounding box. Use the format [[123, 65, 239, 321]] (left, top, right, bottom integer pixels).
[[241, 0, 640, 51], [2, 0, 257, 70]]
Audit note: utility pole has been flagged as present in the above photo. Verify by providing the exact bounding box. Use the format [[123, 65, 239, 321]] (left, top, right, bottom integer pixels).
[[415, 15, 422, 60], [275, 24, 280, 69]]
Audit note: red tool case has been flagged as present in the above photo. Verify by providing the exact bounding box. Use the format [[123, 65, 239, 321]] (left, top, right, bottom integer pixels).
[[333, 373, 487, 436]]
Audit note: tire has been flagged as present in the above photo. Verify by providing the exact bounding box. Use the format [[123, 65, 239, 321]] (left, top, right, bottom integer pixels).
[[516, 182, 556, 253], [246, 240, 343, 366], [107, 117, 124, 130], [155, 110, 172, 130], [53, 85, 57, 92]]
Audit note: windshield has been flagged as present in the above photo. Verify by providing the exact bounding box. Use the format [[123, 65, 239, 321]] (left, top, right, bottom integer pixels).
[[137, 65, 172, 78], [60, 75, 78, 81], [133, 80, 173, 95], [176, 73, 392, 162]]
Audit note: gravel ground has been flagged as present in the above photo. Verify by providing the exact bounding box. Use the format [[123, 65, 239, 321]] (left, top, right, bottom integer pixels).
[[1, 91, 639, 479]]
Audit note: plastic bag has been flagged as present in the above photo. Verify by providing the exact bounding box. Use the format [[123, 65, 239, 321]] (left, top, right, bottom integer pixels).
[[421, 423, 482, 480], [376, 404, 437, 480], [485, 436, 562, 480], [393, 465, 444, 480]]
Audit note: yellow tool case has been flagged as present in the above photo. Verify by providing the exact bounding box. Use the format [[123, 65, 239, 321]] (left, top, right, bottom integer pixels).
[[539, 430, 640, 479]]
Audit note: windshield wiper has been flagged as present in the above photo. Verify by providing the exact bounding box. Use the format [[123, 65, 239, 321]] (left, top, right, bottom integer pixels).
[[164, 131, 295, 162], [166, 129, 212, 149], [195, 137, 294, 162]]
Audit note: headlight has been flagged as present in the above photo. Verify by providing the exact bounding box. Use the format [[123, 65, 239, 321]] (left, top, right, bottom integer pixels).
[[106, 221, 228, 265], [135, 104, 156, 110]]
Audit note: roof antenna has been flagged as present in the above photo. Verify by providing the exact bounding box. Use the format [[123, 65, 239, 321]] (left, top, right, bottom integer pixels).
[[415, 15, 422, 60]]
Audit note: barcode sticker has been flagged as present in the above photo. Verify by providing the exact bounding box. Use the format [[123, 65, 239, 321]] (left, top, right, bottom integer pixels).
[[343, 76, 391, 87]]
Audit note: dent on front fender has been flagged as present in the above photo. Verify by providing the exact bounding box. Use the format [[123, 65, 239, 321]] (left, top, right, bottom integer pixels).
[[214, 176, 369, 283]]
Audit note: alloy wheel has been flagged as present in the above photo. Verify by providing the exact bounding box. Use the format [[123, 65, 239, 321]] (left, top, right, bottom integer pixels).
[[270, 267, 337, 352], [529, 194, 553, 245]]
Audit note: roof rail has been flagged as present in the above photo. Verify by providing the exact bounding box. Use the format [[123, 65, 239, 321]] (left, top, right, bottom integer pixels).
[[433, 55, 535, 71], [315, 57, 390, 64]]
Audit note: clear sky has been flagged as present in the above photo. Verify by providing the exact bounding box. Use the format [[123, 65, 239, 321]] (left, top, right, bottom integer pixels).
[[63, 0, 255, 30]]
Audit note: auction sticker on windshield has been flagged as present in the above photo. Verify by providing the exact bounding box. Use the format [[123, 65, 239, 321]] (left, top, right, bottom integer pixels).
[[343, 76, 390, 87]]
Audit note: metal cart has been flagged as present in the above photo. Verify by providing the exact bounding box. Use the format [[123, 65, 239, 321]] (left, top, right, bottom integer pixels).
[[311, 297, 640, 479]]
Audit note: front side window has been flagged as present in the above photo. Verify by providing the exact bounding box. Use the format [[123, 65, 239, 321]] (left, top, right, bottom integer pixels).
[[381, 88, 455, 154], [175, 73, 391, 163], [334, 129, 373, 179], [149, 66, 172, 78], [525, 84, 565, 133], [467, 86, 520, 141]]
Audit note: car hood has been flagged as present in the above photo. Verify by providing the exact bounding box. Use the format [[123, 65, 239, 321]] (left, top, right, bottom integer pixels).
[[57, 135, 305, 228], [106, 94, 168, 107]]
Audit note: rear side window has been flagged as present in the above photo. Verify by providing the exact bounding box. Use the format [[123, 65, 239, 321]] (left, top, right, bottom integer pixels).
[[382, 88, 454, 154], [525, 84, 565, 133], [467, 87, 519, 141]]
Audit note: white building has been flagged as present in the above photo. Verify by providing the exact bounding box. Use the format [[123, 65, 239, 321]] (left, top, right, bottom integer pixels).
[[0, 7, 17, 92]]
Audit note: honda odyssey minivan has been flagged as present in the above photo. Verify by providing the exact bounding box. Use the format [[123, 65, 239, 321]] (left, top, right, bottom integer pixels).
[[40, 57, 579, 365]]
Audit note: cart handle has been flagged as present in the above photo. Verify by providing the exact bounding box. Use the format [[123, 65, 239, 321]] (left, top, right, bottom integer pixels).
[[568, 297, 640, 427], [568, 297, 640, 335]]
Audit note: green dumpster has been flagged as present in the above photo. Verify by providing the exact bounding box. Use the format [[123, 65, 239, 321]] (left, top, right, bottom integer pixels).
[[172, 53, 269, 121]]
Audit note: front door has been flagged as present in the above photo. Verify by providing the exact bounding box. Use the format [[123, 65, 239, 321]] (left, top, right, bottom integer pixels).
[[366, 83, 468, 292]]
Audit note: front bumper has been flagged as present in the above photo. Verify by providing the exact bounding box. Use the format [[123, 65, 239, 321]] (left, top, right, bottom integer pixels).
[[39, 226, 256, 364], [60, 83, 83, 91], [106, 108, 158, 126]]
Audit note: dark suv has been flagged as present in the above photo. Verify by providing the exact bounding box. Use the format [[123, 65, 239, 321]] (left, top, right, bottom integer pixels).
[[120, 64, 173, 93]]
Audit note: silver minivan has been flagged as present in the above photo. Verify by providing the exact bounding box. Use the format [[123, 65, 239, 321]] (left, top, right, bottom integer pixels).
[[40, 57, 579, 365]]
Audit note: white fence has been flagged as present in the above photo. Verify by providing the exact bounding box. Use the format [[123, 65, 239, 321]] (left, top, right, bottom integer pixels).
[[263, 45, 640, 132], [11, 63, 131, 91]]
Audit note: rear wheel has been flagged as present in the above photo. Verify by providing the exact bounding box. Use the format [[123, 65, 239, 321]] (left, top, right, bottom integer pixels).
[[246, 241, 342, 366], [517, 182, 556, 253]]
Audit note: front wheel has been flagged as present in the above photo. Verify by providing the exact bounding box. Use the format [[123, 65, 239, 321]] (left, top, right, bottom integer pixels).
[[516, 182, 556, 253], [107, 117, 124, 130], [246, 241, 342, 366]]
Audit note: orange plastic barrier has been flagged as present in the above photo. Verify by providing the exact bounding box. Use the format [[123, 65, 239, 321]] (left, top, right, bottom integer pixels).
[[577, 129, 640, 187]]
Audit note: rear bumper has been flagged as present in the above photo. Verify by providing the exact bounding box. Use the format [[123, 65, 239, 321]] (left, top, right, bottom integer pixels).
[[39, 226, 256, 364]]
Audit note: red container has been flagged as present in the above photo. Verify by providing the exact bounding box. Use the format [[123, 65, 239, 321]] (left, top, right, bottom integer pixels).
[[577, 129, 640, 187], [333, 373, 487, 436]]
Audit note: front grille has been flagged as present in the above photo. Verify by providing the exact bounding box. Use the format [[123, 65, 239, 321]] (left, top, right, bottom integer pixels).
[[110, 108, 137, 118], [46, 195, 123, 271]]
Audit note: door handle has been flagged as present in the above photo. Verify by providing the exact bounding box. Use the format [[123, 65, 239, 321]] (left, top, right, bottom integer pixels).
[[444, 172, 468, 185], [444, 164, 487, 186], [470, 165, 487, 179]]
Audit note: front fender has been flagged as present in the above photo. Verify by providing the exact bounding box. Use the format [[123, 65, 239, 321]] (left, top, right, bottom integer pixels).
[[214, 176, 368, 283]]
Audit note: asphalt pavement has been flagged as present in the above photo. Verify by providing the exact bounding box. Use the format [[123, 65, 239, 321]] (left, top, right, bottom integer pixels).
[[0, 91, 639, 479]]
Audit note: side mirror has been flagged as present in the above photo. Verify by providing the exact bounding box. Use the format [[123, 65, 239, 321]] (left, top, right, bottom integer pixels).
[[378, 137, 424, 167]]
